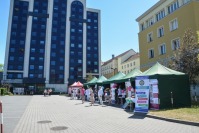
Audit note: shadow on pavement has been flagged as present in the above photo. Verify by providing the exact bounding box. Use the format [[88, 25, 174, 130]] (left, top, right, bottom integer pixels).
[[128, 113, 147, 119], [75, 103, 83, 105]]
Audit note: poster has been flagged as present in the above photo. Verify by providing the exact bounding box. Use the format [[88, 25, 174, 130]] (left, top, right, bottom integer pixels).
[[125, 81, 134, 97], [149, 79, 159, 110], [110, 83, 117, 104], [135, 76, 149, 113]]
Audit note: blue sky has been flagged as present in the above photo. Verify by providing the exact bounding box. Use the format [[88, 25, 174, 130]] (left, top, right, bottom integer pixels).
[[0, 0, 159, 64]]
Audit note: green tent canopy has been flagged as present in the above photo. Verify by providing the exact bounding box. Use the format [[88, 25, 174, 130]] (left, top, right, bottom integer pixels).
[[84, 77, 98, 86], [136, 62, 191, 109], [103, 72, 125, 84], [89, 75, 107, 86], [139, 62, 185, 76], [114, 68, 142, 83]]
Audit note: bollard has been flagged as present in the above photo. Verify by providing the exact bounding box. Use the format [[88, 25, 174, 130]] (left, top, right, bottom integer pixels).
[[0, 101, 3, 133]]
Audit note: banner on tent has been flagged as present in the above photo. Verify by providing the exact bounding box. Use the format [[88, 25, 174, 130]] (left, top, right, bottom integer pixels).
[[149, 79, 159, 110], [135, 76, 149, 113]]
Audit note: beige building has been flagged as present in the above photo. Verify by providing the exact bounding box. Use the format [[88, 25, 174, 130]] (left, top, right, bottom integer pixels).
[[120, 53, 140, 75], [136, 0, 199, 71], [101, 49, 140, 78]]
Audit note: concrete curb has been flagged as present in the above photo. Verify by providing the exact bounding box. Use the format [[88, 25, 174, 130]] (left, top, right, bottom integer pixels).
[[146, 114, 199, 127]]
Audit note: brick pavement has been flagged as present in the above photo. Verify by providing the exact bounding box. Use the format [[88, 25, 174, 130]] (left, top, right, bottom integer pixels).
[[1, 95, 199, 133]]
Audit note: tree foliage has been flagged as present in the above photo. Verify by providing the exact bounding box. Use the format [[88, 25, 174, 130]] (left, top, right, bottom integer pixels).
[[0, 64, 3, 72], [169, 28, 199, 85], [86, 74, 94, 82]]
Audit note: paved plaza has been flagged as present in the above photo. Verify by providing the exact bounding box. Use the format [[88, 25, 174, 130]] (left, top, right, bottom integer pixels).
[[0, 95, 199, 133]]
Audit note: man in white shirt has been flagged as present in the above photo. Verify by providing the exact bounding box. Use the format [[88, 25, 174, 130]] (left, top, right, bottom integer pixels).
[[98, 87, 104, 105]]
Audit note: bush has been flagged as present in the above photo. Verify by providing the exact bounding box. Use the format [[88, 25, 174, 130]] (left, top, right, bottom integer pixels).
[[0, 88, 7, 95]]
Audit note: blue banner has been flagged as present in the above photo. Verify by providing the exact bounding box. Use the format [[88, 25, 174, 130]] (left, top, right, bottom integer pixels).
[[134, 76, 149, 113]]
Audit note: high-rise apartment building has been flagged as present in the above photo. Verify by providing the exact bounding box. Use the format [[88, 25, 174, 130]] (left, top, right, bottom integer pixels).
[[136, 0, 199, 71], [3, 0, 101, 92]]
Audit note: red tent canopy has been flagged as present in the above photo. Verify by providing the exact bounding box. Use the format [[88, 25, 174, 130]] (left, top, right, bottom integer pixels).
[[71, 82, 77, 87], [71, 81, 83, 87]]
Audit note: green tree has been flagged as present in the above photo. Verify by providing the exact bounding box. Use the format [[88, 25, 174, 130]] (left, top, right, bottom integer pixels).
[[169, 28, 199, 85], [86, 74, 94, 82], [0, 64, 3, 72]]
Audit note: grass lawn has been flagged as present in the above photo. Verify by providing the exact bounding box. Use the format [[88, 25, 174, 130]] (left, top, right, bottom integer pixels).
[[149, 104, 199, 122]]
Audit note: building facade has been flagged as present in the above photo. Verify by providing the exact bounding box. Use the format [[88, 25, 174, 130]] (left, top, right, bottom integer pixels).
[[120, 53, 140, 75], [136, 0, 199, 71], [101, 49, 139, 78], [3, 0, 101, 92]]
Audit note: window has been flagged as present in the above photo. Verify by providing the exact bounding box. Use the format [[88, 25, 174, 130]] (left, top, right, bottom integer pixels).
[[70, 67, 74, 71], [71, 43, 75, 47], [10, 48, 15, 52], [140, 23, 144, 31], [39, 66, 43, 70], [87, 19, 91, 22], [51, 61, 56, 65], [30, 57, 35, 61], [29, 74, 34, 78], [31, 48, 35, 53], [148, 49, 154, 58], [51, 52, 56, 57], [94, 62, 98, 65], [18, 66, 22, 70], [183, 0, 190, 4], [78, 44, 82, 48], [168, 1, 179, 14], [147, 32, 153, 42], [159, 44, 166, 55], [9, 56, 14, 61], [17, 74, 22, 78], [60, 66, 64, 70], [71, 29, 75, 32], [78, 60, 82, 63], [39, 57, 44, 61], [156, 10, 165, 21], [59, 74, 64, 79], [20, 40, 25, 45], [146, 17, 154, 28], [87, 26, 91, 29], [38, 74, 43, 78], [30, 65, 34, 70], [170, 19, 178, 31], [157, 26, 164, 37], [171, 38, 180, 50], [39, 49, 44, 53]]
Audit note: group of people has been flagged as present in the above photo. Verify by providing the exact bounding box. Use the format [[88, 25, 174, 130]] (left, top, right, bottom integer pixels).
[[70, 86, 135, 107], [43, 88, 52, 96]]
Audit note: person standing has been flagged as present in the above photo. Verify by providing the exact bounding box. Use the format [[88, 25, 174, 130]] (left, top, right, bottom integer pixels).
[[49, 88, 52, 96], [98, 86, 104, 105], [90, 88, 95, 106], [80, 87, 85, 104], [44, 89, 47, 97]]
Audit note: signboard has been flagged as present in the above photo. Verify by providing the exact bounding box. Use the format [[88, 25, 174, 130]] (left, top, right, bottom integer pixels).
[[149, 79, 159, 110], [135, 76, 149, 113]]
